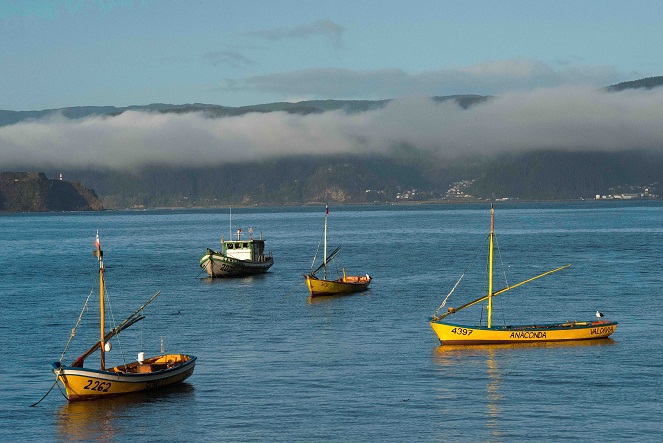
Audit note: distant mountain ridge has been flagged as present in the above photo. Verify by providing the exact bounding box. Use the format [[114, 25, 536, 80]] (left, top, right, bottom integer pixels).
[[605, 76, 663, 91], [0, 95, 488, 127], [2, 76, 663, 208], [2, 75, 662, 127]]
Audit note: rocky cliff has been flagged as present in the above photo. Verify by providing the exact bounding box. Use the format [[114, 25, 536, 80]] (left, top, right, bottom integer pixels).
[[0, 172, 103, 212]]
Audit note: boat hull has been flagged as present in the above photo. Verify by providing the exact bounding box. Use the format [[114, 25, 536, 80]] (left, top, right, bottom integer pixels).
[[305, 274, 371, 297], [430, 320, 617, 345], [200, 251, 273, 277], [52, 354, 196, 401]]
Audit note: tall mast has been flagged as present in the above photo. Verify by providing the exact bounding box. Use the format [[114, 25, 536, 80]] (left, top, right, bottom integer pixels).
[[487, 205, 495, 328], [229, 206, 232, 239], [323, 205, 328, 279], [95, 231, 106, 370]]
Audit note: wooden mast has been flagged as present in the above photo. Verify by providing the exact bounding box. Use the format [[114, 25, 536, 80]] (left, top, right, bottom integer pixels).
[[323, 205, 328, 280], [487, 204, 495, 328], [71, 290, 161, 366], [95, 231, 106, 371], [432, 264, 571, 321]]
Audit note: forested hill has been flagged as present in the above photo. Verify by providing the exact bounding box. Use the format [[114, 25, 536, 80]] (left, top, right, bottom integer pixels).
[[3, 76, 663, 208], [48, 149, 662, 208], [605, 76, 663, 92]]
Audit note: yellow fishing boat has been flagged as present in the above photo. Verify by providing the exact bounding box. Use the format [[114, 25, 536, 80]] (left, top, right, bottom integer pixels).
[[51, 232, 196, 401], [305, 205, 371, 297], [429, 205, 617, 345], [305, 271, 372, 297]]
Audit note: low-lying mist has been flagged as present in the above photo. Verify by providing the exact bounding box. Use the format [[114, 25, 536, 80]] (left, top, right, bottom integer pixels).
[[2, 86, 663, 171]]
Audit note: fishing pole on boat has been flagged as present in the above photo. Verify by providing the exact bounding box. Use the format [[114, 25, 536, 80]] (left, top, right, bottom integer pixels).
[[70, 291, 161, 366], [432, 264, 572, 321], [310, 246, 341, 276]]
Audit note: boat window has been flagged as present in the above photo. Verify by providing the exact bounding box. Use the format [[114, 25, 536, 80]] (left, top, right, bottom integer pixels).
[[227, 243, 234, 249], [243, 243, 249, 248]]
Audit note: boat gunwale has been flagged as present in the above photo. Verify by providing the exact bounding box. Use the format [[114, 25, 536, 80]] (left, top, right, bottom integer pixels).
[[51, 354, 197, 383], [305, 273, 372, 297], [429, 319, 618, 332], [53, 355, 197, 381], [200, 251, 274, 266]]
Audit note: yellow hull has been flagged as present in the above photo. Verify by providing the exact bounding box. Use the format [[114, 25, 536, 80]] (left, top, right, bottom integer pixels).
[[305, 274, 371, 297], [430, 320, 617, 345], [53, 354, 196, 401]]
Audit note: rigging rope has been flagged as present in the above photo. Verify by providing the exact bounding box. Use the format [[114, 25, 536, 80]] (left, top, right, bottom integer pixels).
[[140, 308, 144, 353], [310, 236, 322, 271], [104, 280, 128, 369], [432, 234, 489, 318], [494, 234, 509, 327], [59, 289, 93, 363], [494, 235, 509, 289]]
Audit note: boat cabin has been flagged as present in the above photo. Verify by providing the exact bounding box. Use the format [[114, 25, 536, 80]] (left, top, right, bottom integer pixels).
[[222, 230, 270, 262]]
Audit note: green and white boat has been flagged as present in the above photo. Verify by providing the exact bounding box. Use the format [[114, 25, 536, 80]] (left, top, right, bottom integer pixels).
[[200, 228, 274, 278]]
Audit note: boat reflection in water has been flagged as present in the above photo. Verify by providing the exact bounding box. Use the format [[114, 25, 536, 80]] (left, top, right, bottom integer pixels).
[[432, 339, 616, 440], [56, 384, 194, 441], [306, 290, 371, 304]]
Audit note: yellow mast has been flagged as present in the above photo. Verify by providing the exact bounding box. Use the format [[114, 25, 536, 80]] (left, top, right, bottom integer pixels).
[[96, 231, 106, 371], [432, 264, 571, 321], [487, 204, 494, 328]]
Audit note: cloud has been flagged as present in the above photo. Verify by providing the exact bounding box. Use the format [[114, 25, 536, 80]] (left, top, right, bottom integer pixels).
[[249, 19, 344, 49], [202, 50, 257, 68], [219, 59, 621, 99], [2, 86, 663, 170]]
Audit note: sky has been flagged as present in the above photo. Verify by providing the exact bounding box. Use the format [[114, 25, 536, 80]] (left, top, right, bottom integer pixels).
[[2, 0, 663, 169]]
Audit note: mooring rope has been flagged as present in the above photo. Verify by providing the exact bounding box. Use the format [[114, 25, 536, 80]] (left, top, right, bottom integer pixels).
[[32, 288, 94, 406], [29, 379, 59, 407]]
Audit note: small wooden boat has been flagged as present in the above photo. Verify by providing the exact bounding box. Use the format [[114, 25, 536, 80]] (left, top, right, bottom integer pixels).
[[305, 205, 371, 297], [429, 205, 617, 345], [51, 232, 196, 401], [200, 209, 273, 278]]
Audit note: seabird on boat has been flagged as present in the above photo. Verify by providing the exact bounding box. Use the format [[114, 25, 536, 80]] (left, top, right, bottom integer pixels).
[[596, 310, 604, 319]]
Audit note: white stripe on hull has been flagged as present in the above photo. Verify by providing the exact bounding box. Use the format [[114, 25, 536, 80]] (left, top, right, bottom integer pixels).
[[201, 254, 273, 277]]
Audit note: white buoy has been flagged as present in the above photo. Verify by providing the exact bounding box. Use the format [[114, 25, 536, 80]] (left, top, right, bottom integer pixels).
[[104, 342, 112, 352], [137, 351, 145, 363]]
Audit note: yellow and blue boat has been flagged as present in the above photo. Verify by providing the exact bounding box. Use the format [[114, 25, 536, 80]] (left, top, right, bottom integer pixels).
[[430, 205, 617, 345], [51, 232, 196, 401]]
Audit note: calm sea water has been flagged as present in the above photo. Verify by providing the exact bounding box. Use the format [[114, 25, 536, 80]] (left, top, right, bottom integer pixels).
[[1, 202, 661, 442]]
